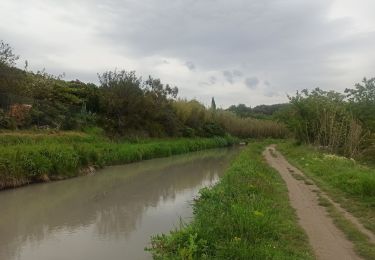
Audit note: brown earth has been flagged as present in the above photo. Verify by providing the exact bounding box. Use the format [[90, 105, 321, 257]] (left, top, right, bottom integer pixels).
[[264, 145, 362, 260]]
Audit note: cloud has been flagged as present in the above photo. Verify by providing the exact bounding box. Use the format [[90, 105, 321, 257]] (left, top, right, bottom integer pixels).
[[209, 76, 217, 85], [0, 0, 375, 107], [244, 77, 259, 89], [264, 89, 279, 97], [232, 70, 243, 77], [223, 70, 234, 84], [222, 70, 243, 84], [185, 61, 195, 71]]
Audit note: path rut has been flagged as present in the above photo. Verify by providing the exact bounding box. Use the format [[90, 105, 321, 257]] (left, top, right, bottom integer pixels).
[[264, 145, 362, 260]]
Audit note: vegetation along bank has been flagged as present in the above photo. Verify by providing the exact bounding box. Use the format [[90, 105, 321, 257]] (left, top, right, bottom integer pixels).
[[278, 142, 375, 231], [278, 142, 375, 259], [148, 141, 314, 259], [0, 131, 237, 190]]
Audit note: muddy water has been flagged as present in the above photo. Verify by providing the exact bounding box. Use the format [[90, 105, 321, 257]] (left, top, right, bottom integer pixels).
[[0, 148, 239, 260]]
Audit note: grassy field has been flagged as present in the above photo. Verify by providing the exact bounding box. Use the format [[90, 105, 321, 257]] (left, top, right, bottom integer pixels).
[[277, 142, 375, 234], [147, 142, 314, 259], [0, 130, 238, 189]]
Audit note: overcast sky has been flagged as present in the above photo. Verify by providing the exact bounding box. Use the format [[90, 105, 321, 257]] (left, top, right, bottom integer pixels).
[[1, 0, 374, 107]]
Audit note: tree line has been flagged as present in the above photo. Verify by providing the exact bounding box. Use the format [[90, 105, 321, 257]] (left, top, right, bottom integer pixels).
[[227, 103, 289, 119], [279, 81, 375, 159], [0, 40, 287, 139], [1, 39, 373, 159]]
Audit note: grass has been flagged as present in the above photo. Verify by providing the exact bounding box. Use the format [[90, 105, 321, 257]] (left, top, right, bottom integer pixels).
[[147, 141, 314, 259], [0, 131, 238, 189], [277, 142, 375, 234]]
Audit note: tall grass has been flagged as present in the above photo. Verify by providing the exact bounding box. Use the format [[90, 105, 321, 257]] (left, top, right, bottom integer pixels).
[[148, 142, 313, 259], [361, 133, 375, 164], [216, 110, 288, 138], [0, 130, 100, 145], [0, 131, 238, 189], [173, 100, 289, 139], [282, 88, 367, 158]]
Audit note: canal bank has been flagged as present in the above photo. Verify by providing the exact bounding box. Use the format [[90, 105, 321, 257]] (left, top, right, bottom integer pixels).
[[0, 133, 237, 190]]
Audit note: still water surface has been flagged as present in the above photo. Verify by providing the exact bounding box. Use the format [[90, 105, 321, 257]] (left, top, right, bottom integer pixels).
[[0, 148, 239, 260]]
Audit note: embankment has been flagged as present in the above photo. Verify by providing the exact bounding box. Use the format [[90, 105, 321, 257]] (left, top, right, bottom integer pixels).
[[0, 131, 237, 190]]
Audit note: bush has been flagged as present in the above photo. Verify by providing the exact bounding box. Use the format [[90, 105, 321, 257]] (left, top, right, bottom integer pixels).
[[201, 122, 226, 137], [181, 127, 195, 137]]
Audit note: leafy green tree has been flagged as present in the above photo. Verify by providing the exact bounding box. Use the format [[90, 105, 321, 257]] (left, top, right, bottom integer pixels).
[[143, 76, 179, 136], [227, 104, 252, 117], [97, 70, 144, 134], [0, 41, 28, 109], [345, 78, 375, 131], [97, 70, 180, 136], [29, 72, 88, 129]]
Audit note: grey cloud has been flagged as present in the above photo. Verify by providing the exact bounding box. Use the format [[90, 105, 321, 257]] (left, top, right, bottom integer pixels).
[[1, 0, 375, 106], [223, 70, 234, 84], [222, 70, 243, 84], [99, 0, 375, 92], [264, 88, 280, 97], [233, 70, 243, 77], [185, 61, 195, 71], [209, 76, 217, 85], [199, 75, 217, 86], [245, 77, 259, 89]]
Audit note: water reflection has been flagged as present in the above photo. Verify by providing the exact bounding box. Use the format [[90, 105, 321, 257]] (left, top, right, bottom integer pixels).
[[0, 147, 239, 260]]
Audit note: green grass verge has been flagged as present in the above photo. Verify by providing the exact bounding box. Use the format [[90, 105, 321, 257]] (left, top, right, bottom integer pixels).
[[277, 142, 375, 234], [0, 131, 238, 189], [147, 142, 314, 259]]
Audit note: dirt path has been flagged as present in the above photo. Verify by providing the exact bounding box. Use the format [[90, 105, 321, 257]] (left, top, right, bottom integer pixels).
[[264, 145, 362, 260]]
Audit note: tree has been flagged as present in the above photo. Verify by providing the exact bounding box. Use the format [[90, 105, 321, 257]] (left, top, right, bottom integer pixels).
[[227, 104, 252, 117], [211, 97, 216, 110], [0, 41, 26, 110], [345, 77, 375, 131], [97, 70, 180, 136], [144, 76, 178, 100], [0, 40, 19, 67], [97, 70, 144, 134], [345, 78, 375, 103]]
